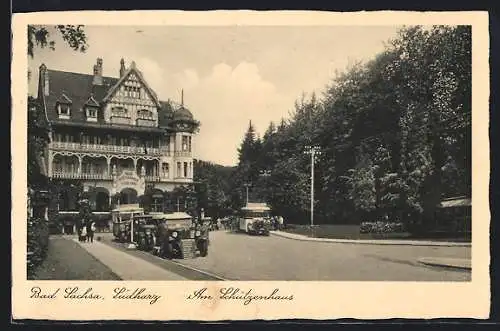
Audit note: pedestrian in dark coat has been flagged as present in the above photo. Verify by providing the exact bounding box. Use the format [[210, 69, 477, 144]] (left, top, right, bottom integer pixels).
[[87, 221, 96, 243]]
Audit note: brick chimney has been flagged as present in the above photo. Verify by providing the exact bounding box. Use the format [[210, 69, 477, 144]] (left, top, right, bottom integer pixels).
[[39, 63, 49, 96], [92, 58, 103, 85], [119, 58, 126, 77]]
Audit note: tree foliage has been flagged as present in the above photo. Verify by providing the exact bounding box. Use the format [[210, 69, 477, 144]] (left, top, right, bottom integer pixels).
[[28, 25, 88, 192], [28, 25, 88, 58], [222, 25, 471, 230], [193, 160, 235, 218]]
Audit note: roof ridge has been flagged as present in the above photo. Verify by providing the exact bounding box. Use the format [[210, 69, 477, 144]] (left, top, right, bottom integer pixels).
[[47, 68, 118, 81]]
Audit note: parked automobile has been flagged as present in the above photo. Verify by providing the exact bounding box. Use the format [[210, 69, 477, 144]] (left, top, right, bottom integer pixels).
[[133, 214, 158, 251], [153, 212, 210, 259]]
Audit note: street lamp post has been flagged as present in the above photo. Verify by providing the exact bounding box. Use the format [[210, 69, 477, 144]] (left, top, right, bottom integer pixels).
[[243, 183, 252, 206], [259, 169, 272, 203], [304, 145, 321, 229]]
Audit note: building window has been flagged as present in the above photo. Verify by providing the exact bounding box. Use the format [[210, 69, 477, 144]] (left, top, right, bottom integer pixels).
[[111, 107, 128, 117], [137, 109, 153, 120], [177, 162, 181, 178], [151, 198, 163, 213], [57, 104, 71, 119], [184, 162, 188, 178], [182, 136, 189, 151], [86, 107, 98, 121], [125, 85, 141, 99], [162, 163, 169, 178]]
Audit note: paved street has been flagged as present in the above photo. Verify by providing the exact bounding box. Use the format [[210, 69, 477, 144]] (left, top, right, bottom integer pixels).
[[95, 230, 471, 281], [174, 230, 471, 281]]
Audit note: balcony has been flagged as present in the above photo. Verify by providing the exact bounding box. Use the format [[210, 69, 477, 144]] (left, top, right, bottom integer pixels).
[[51, 171, 171, 183], [145, 175, 161, 182], [174, 151, 192, 157], [52, 171, 112, 180], [160, 148, 171, 157], [173, 176, 193, 183], [136, 118, 156, 127], [110, 116, 131, 125], [50, 141, 163, 156]]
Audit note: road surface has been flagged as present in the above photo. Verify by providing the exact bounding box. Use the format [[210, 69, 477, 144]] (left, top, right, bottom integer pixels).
[[101, 230, 471, 281]]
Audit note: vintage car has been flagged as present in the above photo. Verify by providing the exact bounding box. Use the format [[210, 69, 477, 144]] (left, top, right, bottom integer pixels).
[[238, 203, 272, 236], [111, 204, 144, 242], [153, 212, 210, 259], [133, 214, 158, 251]]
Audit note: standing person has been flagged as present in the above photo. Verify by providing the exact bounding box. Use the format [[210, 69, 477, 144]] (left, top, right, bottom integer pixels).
[[87, 220, 96, 243], [277, 215, 284, 231], [81, 223, 87, 242]]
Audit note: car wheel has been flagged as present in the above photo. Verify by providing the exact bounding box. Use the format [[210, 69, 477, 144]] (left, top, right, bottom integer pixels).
[[177, 242, 184, 259]]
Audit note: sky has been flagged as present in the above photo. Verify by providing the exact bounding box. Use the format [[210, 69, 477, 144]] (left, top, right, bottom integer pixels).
[[28, 25, 402, 166]]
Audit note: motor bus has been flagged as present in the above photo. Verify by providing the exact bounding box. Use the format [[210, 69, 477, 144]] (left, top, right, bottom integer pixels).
[[111, 204, 144, 242], [238, 203, 272, 236]]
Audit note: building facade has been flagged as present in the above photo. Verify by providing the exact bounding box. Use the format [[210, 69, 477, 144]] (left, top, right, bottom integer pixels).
[[36, 58, 199, 214]]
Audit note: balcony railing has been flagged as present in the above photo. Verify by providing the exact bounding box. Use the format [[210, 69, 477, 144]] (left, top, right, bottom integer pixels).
[[52, 171, 112, 180], [110, 116, 131, 125], [50, 141, 165, 156], [174, 151, 192, 157], [145, 175, 161, 182], [51, 171, 173, 183]]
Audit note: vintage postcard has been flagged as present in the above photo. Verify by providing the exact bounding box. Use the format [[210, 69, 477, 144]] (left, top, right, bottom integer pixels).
[[12, 10, 490, 321]]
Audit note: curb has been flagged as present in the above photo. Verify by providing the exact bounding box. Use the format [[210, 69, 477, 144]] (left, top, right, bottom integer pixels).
[[417, 258, 472, 271], [270, 231, 471, 247]]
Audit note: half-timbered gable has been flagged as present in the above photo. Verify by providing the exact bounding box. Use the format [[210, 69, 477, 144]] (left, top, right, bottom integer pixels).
[[102, 62, 161, 127]]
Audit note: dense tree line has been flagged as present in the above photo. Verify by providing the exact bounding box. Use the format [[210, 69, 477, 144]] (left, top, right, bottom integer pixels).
[[193, 160, 235, 218], [226, 25, 471, 231]]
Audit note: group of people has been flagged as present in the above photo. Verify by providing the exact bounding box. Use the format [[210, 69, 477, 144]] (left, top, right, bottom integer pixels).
[[78, 220, 97, 243], [270, 215, 284, 231]]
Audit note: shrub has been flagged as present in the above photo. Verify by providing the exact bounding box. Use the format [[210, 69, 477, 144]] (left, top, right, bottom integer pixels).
[[27, 217, 49, 277], [359, 221, 405, 234]]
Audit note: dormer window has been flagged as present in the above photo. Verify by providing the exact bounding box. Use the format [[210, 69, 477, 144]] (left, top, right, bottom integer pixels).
[[57, 103, 71, 119], [56, 93, 72, 119], [85, 107, 98, 122]]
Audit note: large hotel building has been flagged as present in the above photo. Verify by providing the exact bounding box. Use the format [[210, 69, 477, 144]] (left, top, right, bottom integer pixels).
[[35, 58, 199, 218]]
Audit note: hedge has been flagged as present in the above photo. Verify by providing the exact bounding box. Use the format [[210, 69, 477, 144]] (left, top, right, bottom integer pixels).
[[359, 221, 405, 234], [27, 217, 49, 278]]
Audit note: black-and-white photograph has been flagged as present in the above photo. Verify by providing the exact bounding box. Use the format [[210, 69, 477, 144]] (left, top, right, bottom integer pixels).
[[26, 24, 472, 282]]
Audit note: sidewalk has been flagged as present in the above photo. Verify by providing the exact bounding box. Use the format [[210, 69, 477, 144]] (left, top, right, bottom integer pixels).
[[417, 257, 472, 270], [270, 231, 471, 247], [73, 238, 187, 280]]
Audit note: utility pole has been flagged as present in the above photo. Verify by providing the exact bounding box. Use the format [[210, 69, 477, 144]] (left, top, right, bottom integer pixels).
[[304, 145, 321, 228]]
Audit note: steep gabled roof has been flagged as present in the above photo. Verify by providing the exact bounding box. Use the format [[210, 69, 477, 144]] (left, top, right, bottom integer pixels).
[[101, 62, 161, 108], [44, 69, 118, 123], [41, 67, 177, 131], [56, 93, 72, 104], [84, 94, 100, 107]]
